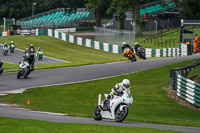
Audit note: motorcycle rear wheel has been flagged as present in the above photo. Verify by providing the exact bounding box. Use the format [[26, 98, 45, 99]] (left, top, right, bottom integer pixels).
[[115, 106, 128, 122], [93, 106, 102, 121]]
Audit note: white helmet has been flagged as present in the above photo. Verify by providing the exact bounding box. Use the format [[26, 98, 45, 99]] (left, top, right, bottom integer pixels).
[[11, 41, 13, 43], [122, 42, 126, 45], [122, 79, 130, 89]]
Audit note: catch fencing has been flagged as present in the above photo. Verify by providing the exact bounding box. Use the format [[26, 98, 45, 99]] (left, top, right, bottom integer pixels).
[[95, 27, 136, 47], [47, 28, 187, 58]]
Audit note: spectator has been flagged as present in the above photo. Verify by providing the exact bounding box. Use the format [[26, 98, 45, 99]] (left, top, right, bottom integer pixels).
[[194, 34, 199, 53]]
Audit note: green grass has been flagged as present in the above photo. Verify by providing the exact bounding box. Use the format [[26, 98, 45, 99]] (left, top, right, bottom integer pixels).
[[0, 117, 183, 133], [2, 59, 200, 127], [187, 65, 200, 81], [2, 61, 18, 72], [135, 27, 200, 49], [0, 35, 128, 71]]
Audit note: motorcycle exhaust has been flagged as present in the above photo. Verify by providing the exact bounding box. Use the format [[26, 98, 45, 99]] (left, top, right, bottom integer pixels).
[[98, 94, 103, 111], [98, 94, 101, 106]]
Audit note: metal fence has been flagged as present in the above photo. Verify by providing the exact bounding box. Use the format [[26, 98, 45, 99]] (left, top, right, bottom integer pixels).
[[95, 27, 136, 47]]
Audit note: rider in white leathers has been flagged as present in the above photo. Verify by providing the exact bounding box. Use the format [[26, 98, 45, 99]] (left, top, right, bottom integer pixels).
[[106, 79, 130, 100]]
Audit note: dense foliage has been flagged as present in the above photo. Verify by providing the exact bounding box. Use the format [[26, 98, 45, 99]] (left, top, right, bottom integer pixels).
[[0, 0, 199, 26], [0, 0, 84, 19]]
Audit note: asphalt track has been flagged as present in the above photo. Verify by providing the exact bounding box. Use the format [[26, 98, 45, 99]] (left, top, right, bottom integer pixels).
[[0, 44, 68, 64], [0, 54, 200, 132]]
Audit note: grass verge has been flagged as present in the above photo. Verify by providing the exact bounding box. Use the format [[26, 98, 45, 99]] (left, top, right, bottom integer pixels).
[[2, 59, 200, 127], [2, 62, 18, 72], [0, 35, 127, 64], [187, 66, 200, 83], [0, 35, 129, 71], [0, 117, 182, 133]]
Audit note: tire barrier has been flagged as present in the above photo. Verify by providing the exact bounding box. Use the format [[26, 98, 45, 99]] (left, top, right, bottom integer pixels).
[[169, 60, 200, 90], [176, 74, 200, 107]]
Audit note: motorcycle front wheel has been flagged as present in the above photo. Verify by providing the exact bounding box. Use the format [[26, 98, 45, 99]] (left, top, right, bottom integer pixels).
[[115, 106, 128, 122], [141, 53, 146, 60], [93, 106, 102, 121], [17, 70, 22, 79]]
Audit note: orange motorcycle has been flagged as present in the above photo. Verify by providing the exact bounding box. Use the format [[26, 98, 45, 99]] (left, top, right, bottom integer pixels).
[[123, 48, 137, 62]]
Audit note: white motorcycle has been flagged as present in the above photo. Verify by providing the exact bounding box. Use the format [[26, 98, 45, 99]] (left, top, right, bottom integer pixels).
[[93, 89, 133, 122], [17, 61, 30, 79], [2, 46, 9, 55]]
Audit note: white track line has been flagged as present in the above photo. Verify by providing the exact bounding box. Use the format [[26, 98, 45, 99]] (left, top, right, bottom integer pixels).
[[0, 60, 15, 64], [0, 71, 136, 95], [0, 44, 70, 63], [30, 111, 67, 116]]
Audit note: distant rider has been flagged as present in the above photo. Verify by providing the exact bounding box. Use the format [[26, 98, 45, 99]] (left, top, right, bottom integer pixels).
[[23, 48, 35, 71], [9, 41, 15, 47], [134, 42, 142, 56], [37, 47, 41, 51], [37, 47, 43, 52], [29, 44, 35, 53], [3, 42, 8, 48], [122, 42, 132, 53], [0, 61, 3, 75], [29, 44, 35, 70], [24, 48, 30, 54]]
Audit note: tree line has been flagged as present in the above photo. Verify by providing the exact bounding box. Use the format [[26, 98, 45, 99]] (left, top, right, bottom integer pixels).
[[0, 0, 199, 33]]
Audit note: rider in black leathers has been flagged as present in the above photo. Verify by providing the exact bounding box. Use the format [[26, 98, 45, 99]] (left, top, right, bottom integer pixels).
[[134, 42, 142, 56], [28, 44, 35, 70], [0, 61, 3, 74], [24, 48, 35, 71], [122, 42, 133, 53]]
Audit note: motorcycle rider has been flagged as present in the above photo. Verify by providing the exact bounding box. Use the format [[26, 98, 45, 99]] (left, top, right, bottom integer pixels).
[[9, 41, 15, 47], [24, 48, 29, 54], [37, 47, 41, 52], [134, 42, 142, 56], [29, 44, 35, 70], [3, 42, 8, 48], [37, 47, 43, 53], [23, 48, 35, 71], [0, 61, 3, 75], [29, 44, 35, 53], [110, 79, 130, 98], [122, 42, 133, 53], [101, 79, 131, 111]]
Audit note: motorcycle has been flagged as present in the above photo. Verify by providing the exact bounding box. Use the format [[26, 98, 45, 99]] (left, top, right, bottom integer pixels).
[[2, 46, 9, 56], [123, 48, 137, 62], [37, 50, 43, 61], [93, 89, 133, 122], [0, 61, 3, 75], [10, 44, 15, 53], [136, 46, 146, 60], [17, 60, 31, 79]]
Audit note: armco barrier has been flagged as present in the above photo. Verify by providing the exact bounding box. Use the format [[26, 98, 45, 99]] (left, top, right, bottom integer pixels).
[[47, 29, 187, 56], [169, 60, 200, 90], [176, 74, 200, 107]]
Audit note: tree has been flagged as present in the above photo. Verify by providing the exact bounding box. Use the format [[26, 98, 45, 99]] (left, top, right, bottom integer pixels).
[[60, 0, 84, 8], [85, 0, 110, 27], [173, 0, 200, 19], [107, 0, 143, 33], [107, 0, 128, 29]]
